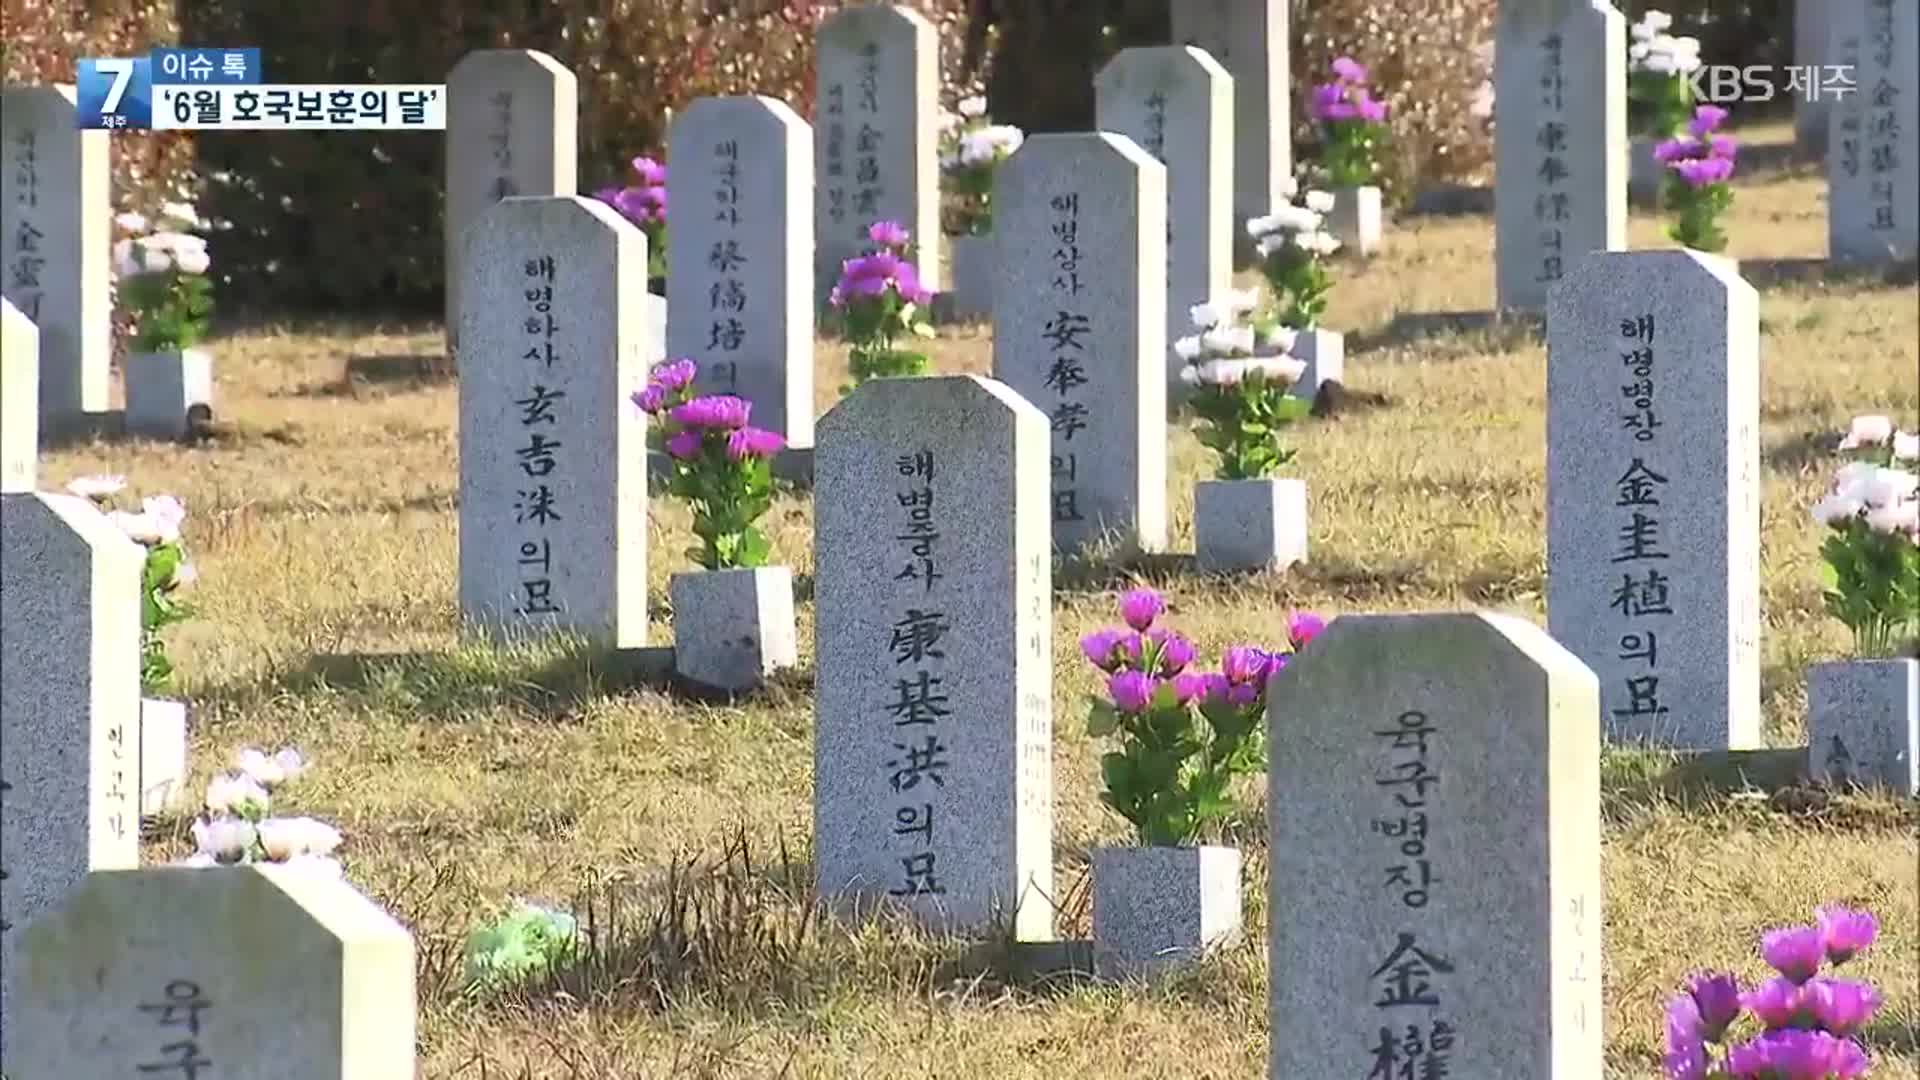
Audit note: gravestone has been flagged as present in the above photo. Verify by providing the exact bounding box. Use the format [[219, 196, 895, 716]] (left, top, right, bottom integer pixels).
[[1170, 0, 1288, 263], [1794, 0, 1832, 155], [1547, 250, 1760, 749], [1828, 0, 1919, 263], [0, 85, 110, 432], [0, 491, 144, 1057], [667, 95, 816, 448], [1494, 0, 1628, 313], [6, 865, 416, 1076], [1267, 613, 1603, 1078], [812, 375, 1054, 942], [814, 5, 941, 302], [457, 196, 651, 647], [445, 50, 578, 356], [2, 298, 36, 493], [1095, 46, 1233, 385], [991, 133, 1169, 554]]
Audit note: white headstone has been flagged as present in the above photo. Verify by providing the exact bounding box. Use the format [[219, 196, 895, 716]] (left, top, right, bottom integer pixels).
[[1095, 46, 1234, 387], [457, 196, 650, 647], [0, 85, 109, 431], [814, 5, 941, 301], [1267, 613, 1603, 1078], [992, 133, 1169, 554], [1547, 250, 1761, 749], [2, 297, 37, 493], [1494, 0, 1628, 313], [1827, 0, 1919, 263], [813, 375, 1054, 942], [445, 50, 578, 355], [0, 491, 144, 1057], [667, 95, 816, 448], [6, 865, 416, 1077], [1170, 0, 1289, 256]]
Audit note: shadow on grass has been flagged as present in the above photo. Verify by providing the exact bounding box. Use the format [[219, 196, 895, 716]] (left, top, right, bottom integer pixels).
[[1349, 310, 1544, 360], [1763, 429, 1842, 471], [1601, 745, 1919, 830]]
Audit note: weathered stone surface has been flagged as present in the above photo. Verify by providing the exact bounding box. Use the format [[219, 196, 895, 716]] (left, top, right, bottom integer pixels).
[[1327, 185, 1382, 256], [124, 349, 214, 442], [667, 96, 815, 448], [1827, 0, 1919, 263], [140, 698, 189, 817], [1092, 844, 1241, 980], [457, 196, 650, 646], [0, 491, 144, 1056], [2, 297, 37, 493], [813, 375, 1053, 941], [1170, 0, 1289, 260], [0, 85, 110, 431], [1494, 0, 1628, 312], [1193, 477, 1307, 572], [814, 5, 941, 300], [1808, 658, 1919, 795], [1547, 250, 1760, 749], [669, 567, 799, 692], [6, 865, 415, 1078], [445, 50, 578, 355], [992, 133, 1168, 554], [1267, 612, 1603, 1078]]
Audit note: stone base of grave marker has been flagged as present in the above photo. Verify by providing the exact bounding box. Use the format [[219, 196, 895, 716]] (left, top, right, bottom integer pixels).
[[1194, 478, 1307, 573], [669, 566, 799, 692], [124, 349, 213, 442], [1628, 138, 1664, 207], [1092, 844, 1241, 980], [1290, 328, 1343, 401], [1328, 186, 1382, 257], [1808, 658, 1919, 796], [139, 698, 189, 816], [937, 233, 994, 323]]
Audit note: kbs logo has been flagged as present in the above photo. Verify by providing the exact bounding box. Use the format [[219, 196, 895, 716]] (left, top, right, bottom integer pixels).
[[1684, 64, 1858, 104]]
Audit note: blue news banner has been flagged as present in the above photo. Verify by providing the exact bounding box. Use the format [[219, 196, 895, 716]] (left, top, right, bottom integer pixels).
[[77, 48, 445, 130]]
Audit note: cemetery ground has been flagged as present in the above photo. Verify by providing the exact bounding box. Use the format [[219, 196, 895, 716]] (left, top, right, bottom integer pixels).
[[42, 122, 1918, 1077]]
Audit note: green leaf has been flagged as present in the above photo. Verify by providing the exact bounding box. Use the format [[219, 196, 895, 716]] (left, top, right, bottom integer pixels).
[[1086, 700, 1121, 737]]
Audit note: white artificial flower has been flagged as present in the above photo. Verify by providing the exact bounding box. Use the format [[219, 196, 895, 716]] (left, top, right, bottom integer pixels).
[[279, 854, 345, 879], [1304, 190, 1336, 213], [141, 495, 186, 543], [1632, 10, 1673, 39], [171, 561, 198, 589], [114, 211, 149, 233], [1251, 355, 1308, 385], [235, 747, 286, 786], [65, 474, 125, 501], [1839, 414, 1895, 450], [938, 110, 963, 135], [272, 747, 309, 781], [1868, 467, 1920, 505], [159, 200, 205, 229], [1189, 301, 1226, 329], [958, 95, 988, 119], [1642, 52, 1676, 75], [1245, 214, 1277, 238], [107, 510, 163, 545], [112, 238, 139, 278], [1207, 358, 1253, 385], [205, 772, 271, 817], [1201, 324, 1255, 358], [172, 852, 219, 868], [1277, 175, 1299, 199], [1671, 49, 1703, 76], [1470, 80, 1495, 120], [174, 246, 211, 275], [132, 243, 173, 275], [1811, 491, 1864, 525], [1893, 431, 1919, 461], [1219, 287, 1261, 316], [1258, 323, 1299, 352], [256, 816, 343, 861], [1174, 334, 1204, 362], [191, 816, 257, 861], [1864, 497, 1920, 536], [1255, 233, 1288, 258]]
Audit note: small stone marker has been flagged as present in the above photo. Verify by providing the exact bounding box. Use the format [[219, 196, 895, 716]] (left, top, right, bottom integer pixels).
[[1170, 0, 1289, 259], [1827, 0, 1919, 263], [1095, 46, 1233, 385], [992, 133, 1169, 553], [2, 297, 37, 493], [1494, 0, 1628, 313], [667, 95, 816, 448], [1808, 659, 1919, 795], [1547, 250, 1760, 749], [0, 490, 144, 1056], [814, 4, 941, 301], [1, 85, 110, 432], [813, 375, 1054, 941], [6, 865, 416, 1076], [445, 50, 578, 355], [457, 196, 651, 647], [1267, 612, 1603, 1078]]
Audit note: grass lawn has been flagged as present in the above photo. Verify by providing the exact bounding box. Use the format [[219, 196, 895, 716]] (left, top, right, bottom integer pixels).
[[42, 121, 1918, 1077]]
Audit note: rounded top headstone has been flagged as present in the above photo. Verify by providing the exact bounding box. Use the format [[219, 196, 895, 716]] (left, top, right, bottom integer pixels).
[[1095, 44, 1232, 93], [668, 94, 807, 139], [448, 48, 575, 86], [820, 3, 936, 38]]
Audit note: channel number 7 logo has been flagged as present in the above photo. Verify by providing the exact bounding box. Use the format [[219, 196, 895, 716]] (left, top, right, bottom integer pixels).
[[76, 57, 154, 130]]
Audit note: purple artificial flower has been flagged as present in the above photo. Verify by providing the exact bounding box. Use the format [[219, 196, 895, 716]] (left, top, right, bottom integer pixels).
[[1654, 137, 1696, 164], [670, 394, 752, 431], [867, 219, 911, 250], [1170, 671, 1210, 704], [1688, 972, 1744, 1042], [651, 357, 698, 392], [1330, 56, 1369, 84], [1724, 1029, 1869, 1080], [1108, 670, 1158, 713], [664, 429, 703, 460], [1311, 82, 1346, 118], [1743, 976, 1818, 1029], [1356, 93, 1389, 123], [1672, 155, 1735, 187], [1222, 644, 1269, 684], [632, 382, 669, 414], [1263, 651, 1291, 680], [1762, 926, 1828, 984], [1664, 993, 1710, 1080], [1197, 671, 1232, 703], [1689, 104, 1729, 137], [1321, 99, 1360, 122], [1080, 627, 1130, 672], [593, 185, 622, 206], [1815, 905, 1878, 965], [630, 155, 667, 186], [1153, 630, 1196, 676], [1119, 588, 1164, 631], [893, 259, 933, 305], [1226, 681, 1260, 707], [1289, 612, 1326, 649], [1708, 134, 1739, 161], [612, 186, 656, 226], [725, 426, 786, 462], [1805, 978, 1881, 1037]]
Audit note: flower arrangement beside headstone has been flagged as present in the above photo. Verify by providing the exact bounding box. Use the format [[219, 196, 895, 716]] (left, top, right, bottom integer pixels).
[[1662, 905, 1882, 1079], [831, 220, 936, 393], [1627, 10, 1704, 204], [632, 358, 798, 692], [594, 155, 669, 284], [112, 204, 215, 440], [174, 745, 345, 879], [939, 94, 1023, 320], [462, 900, 582, 996], [1806, 414, 1920, 793], [1657, 106, 1739, 254], [1246, 179, 1344, 401], [1079, 587, 1323, 977], [1309, 57, 1390, 255]]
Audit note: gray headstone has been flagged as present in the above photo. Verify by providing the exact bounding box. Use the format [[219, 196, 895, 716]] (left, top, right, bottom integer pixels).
[[2, 297, 36, 493], [813, 375, 1054, 942], [1494, 0, 1628, 313], [0, 85, 110, 431], [1267, 612, 1604, 1078], [1794, 0, 1832, 154], [445, 51, 578, 355], [1170, 0, 1289, 258], [457, 196, 651, 647], [1828, 0, 1919, 263], [1808, 658, 1919, 795], [814, 5, 941, 301], [6, 865, 416, 1077], [667, 95, 816, 449], [1547, 250, 1760, 749], [1095, 46, 1234, 387], [992, 133, 1169, 553], [0, 491, 144, 1057]]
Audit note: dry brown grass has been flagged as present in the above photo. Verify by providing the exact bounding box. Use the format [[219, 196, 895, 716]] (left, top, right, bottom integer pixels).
[[40, 121, 1918, 1077]]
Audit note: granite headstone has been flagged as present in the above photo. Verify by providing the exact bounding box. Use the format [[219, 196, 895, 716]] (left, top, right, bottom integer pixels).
[[1827, 0, 1919, 263], [1170, 0, 1289, 261], [2, 297, 37, 493]]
